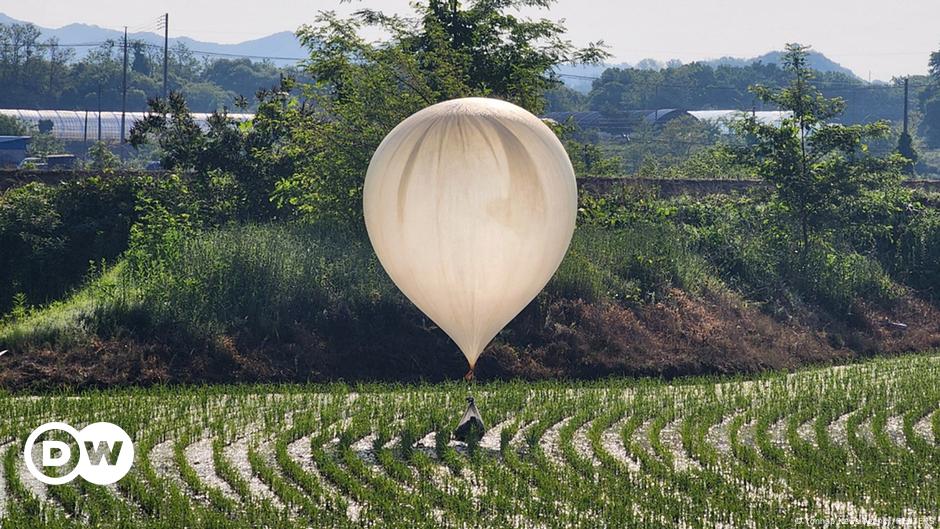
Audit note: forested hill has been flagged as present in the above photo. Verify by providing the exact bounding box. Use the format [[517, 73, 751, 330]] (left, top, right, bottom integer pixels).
[[555, 49, 859, 92], [706, 49, 858, 78], [551, 60, 921, 124], [0, 12, 309, 113]]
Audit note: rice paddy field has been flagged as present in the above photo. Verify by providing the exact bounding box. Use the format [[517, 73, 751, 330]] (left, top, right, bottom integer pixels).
[[1, 353, 938, 529]]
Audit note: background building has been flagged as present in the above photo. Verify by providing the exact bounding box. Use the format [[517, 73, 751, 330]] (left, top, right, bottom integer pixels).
[[0, 136, 30, 167]]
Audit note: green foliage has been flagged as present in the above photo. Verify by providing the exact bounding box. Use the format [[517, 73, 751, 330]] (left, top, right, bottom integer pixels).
[[545, 84, 587, 112], [586, 57, 908, 125], [85, 140, 120, 172], [554, 112, 751, 179], [0, 176, 135, 314], [126, 2, 607, 226], [126, 174, 197, 276], [130, 87, 295, 220], [270, 0, 606, 224], [0, 21, 290, 112], [567, 141, 624, 176], [600, 117, 736, 177], [637, 144, 756, 180], [125, 222, 397, 338], [8, 292, 29, 323], [551, 192, 710, 303], [0, 354, 938, 527], [893, 206, 940, 299], [130, 92, 207, 171], [916, 46, 940, 149], [0, 114, 29, 136], [26, 132, 64, 157], [896, 131, 918, 175], [576, 191, 903, 317], [922, 93, 940, 148], [737, 43, 905, 254]]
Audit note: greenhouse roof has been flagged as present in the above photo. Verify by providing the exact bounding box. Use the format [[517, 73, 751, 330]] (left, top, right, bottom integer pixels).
[[0, 109, 254, 142], [688, 110, 791, 127], [542, 109, 692, 135]]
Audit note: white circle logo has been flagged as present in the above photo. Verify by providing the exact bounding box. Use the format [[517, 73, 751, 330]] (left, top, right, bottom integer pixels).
[[23, 421, 135, 485]]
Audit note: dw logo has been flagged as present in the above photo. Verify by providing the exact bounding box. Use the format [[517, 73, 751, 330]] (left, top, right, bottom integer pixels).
[[23, 422, 134, 485]]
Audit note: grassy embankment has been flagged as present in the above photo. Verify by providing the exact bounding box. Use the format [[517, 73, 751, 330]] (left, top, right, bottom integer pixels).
[[2, 174, 939, 388]]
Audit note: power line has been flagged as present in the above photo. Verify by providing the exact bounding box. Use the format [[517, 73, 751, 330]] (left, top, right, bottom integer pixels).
[[127, 15, 164, 35], [86, 41, 305, 62], [154, 45, 304, 62]]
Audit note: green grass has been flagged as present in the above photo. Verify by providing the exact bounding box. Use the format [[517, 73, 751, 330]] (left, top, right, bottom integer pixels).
[[1, 219, 715, 352], [4, 184, 936, 361], [0, 262, 139, 350], [0, 353, 937, 528]]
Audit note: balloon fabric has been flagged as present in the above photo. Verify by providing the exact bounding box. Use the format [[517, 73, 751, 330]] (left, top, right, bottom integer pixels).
[[363, 97, 577, 370]]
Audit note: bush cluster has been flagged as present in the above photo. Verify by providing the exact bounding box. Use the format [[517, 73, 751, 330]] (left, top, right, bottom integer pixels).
[[0, 177, 136, 314]]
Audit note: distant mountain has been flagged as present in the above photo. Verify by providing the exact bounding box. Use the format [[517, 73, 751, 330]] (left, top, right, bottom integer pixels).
[[0, 12, 307, 65], [556, 50, 860, 93], [1, 13, 860, 83], [706, 50, 858, 78]]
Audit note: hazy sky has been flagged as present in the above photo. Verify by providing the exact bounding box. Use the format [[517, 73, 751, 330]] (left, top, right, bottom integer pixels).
[[2, 0, 938, 81]]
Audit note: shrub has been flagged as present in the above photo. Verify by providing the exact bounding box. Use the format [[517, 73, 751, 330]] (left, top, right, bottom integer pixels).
[[550, 221, 710, 305], [678, 193, 900, 316], [796, 243, 898, 316], [127, 223, 397, 338], [0, 177, 138, 315], [894, 208, 940, 299]]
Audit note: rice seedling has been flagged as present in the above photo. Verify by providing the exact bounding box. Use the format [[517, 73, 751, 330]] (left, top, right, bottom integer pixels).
[[1, 353, 937, 528]]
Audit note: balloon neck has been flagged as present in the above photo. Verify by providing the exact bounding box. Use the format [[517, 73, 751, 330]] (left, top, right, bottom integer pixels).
[[464, 367, 475, 382]]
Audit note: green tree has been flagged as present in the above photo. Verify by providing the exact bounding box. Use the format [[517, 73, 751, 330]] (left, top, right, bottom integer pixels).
[[922, 96, 940, 148], [271, 0, 607, 224], [27, 133, 64, 157], [0, 115, 29, 136], [923, 46, 940, 148], [130, 1, 605, 225], [585, 59, 901, 124], [203, 58, 282, 96], [565, 139, 622, 176], [86, 141, 119, 172], [896, 130, 917, 175], [130, 83, 296, 221], [544, 84, 587, 112], [130, 40, 151, 75], [738, 43, 905, 254], [130, 91, 205, 171]]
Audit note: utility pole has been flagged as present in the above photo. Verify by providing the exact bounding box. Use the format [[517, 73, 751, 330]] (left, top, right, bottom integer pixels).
[[162, 13, 169, 98], [97, 82, 102, 142], [121, 26, 128, 145], [48, 43, 55, 95], [903, 77, 909, 135]]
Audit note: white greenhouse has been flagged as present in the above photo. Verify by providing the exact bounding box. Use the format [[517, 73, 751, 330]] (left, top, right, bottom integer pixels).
[[688, 110, 792, 133], [0, 109, 254, 142]]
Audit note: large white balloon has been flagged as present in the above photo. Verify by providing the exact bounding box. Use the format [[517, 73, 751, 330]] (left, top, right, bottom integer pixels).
[[363, 97, 577, 369]]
